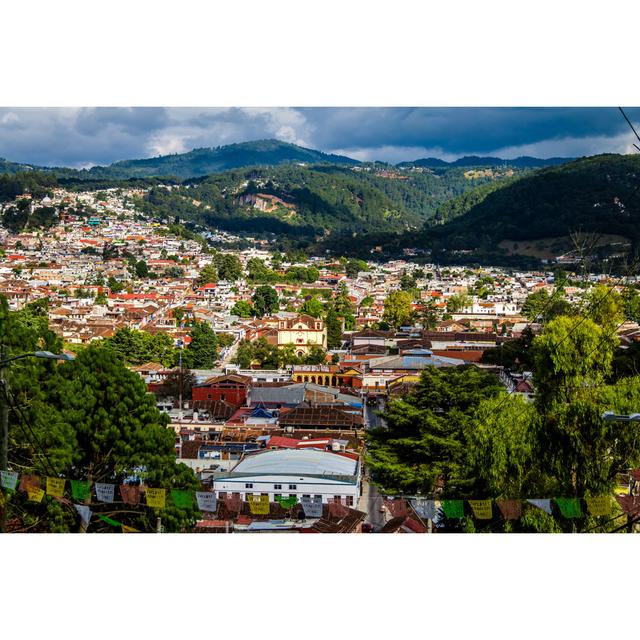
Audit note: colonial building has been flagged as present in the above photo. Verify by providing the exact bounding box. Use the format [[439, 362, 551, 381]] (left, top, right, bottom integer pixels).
[[264, 314, 326, 357]]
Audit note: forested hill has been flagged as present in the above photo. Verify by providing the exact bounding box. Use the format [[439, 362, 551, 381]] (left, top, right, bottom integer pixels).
[[420, 153, 640, 250], [0, 140, 360, 180], [402, 155, 573, 168], [136, 163, 528, 239]]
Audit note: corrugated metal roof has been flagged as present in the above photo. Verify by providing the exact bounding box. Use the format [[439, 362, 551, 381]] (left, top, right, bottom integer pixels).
[[232, 448, 357, 477]]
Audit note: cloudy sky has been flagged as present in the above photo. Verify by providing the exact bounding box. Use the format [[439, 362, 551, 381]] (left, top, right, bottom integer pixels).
[[1, 107, 639, 168]]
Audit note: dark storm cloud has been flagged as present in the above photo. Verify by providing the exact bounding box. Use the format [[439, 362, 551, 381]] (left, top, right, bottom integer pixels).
[[299, 107, 640, 154], [0, 107, 638, 168]]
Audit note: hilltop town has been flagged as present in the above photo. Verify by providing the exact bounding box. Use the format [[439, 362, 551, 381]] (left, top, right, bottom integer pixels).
[[3, 184, 639, 533]]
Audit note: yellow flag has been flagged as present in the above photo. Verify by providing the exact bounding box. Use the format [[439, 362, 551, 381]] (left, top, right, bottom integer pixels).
[[145, 488, 166, 509], [585, 496, 611, 517], [121, 525, 140, 533], [247, 494, 270, 515], [468, 499, 492, 519], [46, 477, 66, 498], [27, 487, 45, 503]]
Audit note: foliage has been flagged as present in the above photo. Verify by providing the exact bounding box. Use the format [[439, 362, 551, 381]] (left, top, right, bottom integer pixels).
[[252, 285, 279, 317], [300, 297, 324, 318], [383, 290, 414, 329], [366, 366, 505, 495], [104, 328, 177, 367], [181, 321, 219, 369], [230, 300, 253, 318]]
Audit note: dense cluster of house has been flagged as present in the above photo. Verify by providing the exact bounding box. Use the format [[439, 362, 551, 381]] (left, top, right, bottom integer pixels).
[[4, 185, 637, 532]]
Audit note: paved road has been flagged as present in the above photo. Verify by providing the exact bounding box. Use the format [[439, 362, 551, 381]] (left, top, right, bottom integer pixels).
[[219, 337, 240, 367], [359, 471, 386, 531]]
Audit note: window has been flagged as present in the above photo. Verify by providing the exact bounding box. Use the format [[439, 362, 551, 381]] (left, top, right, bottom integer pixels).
[[314, 495, 322, 501], [288, 484, 297, 490], [274, 484, 282, 490], [220, 394, 225, 401], [207, 394, 212, 399], [245, 483, 253, 489], [302, 494, 311, 499], [218, 491, 227, 499], [346, 496, 354, 506], [274, 494, 281, 501], [333, 495, 342, 503]]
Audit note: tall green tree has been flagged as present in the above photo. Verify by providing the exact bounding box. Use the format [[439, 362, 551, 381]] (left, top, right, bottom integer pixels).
[[252, 285, 279, 317], [181, 321, 219, 369], [383, 290, 414, 329]]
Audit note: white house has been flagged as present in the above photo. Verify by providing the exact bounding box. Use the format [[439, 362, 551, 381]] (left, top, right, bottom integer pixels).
[[212, 448, 361, 506]]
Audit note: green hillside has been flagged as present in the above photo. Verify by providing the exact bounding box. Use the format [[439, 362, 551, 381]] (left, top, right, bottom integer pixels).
[[425, 154, 640, 247]]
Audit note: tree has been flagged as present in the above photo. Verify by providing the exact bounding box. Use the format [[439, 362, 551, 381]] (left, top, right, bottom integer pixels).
[[173, 307, 185, 326], [345, 258, 368, 278], [622, 287, 640, 323], [230, 300, 253, 318], [215, 254, 243, 282], [334, 282, 355, 330], [181, 321, 219, 369], [300, 297, 324, 318], [252, 285, 279, 317], [134, 260, 149, 279], [162, 367, 196, 402], [107, 276, 124, 294], [43, 345, 200, 532], [446, 292, 471, 314], [197, 263, 218, 286], [366, 366, 505, 495], [400, 273, 417, 291], [383, 290, 414, 329], [325, 305, 343, 349], [105, 328, 177, 367], [522, 289, 551, 321], [164, 266, 185, 278], [94, 291, 108, 305]]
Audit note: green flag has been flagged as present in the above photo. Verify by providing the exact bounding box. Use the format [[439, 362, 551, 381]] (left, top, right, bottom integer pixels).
[[70, 480, 92, 502], [276, 496, 298, 509], [555, 497, 582, 518], [170, 489, 193, 509], [97, 514, 123, 527], [441, 500, 464, 519]]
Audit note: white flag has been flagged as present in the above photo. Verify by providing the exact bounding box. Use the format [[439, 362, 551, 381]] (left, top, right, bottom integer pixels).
[[301, 496, 323, 518], [95, 483, 115, 503], [74, 504, 92, 525], [527, 499, 552, 515], [196, 491, 217, 512], [0, 470, 19, 491], [411, 498, 436, 520]]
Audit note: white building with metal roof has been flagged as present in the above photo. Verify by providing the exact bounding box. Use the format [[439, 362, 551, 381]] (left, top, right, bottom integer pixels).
[[212, 448, 361, 506]]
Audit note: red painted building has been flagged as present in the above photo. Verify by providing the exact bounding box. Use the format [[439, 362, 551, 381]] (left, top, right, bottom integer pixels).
[[192, 373, 252, 407]]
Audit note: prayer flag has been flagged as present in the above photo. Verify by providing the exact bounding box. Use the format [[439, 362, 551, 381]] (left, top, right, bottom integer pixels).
[[224, 495, 242, 513], [170, 489, 193, 509], [46, 477, 66, 498], [441, 499, 464, 519], [300, 496, 323, 518], [19, 474, 40, 493], [70, 480, 91, 501], [0, 470, 19, 492], [27, 487, 45, 503], [410, 499, 436, 520], [247, 494, 270, 515], [74, 504, 92, 526], [120, 484, 141, 506], [384, 498, 408, 518], [527, 499, 552, 515], [145, 487, 166, 509], [555, 497, 582, 518], [195, 491, 217, 512], [275, 495, 298, 509], [585, 496, 611, 517], [496, 499, 522, 520], [95, 483, 115, 503], [97, 514, 123, 527], [616, 495, 640, 517], [468, 499, 492, 519]]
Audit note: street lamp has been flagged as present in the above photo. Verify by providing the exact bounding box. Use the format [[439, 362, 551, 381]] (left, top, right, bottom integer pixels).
[[1, 348, 75, 530]]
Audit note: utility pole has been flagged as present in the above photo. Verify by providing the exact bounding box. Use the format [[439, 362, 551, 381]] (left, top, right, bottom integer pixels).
[[1, 345, 8, 533]]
